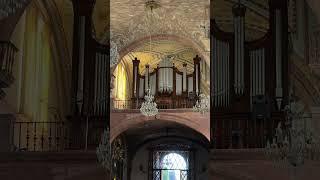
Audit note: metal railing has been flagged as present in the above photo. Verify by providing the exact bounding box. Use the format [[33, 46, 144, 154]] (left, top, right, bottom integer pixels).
[[112, 99, 196, 110], [12, 121, 69, 152]]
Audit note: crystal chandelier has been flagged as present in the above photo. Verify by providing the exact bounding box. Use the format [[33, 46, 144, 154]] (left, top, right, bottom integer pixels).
[[96, 128, 111, 171], [140, 88, 158, 116], [110, 39, 119, 67], [139, 0, 159, 117], [265, 100, 320, 169], [193, 94, 210, 115], [0, 0, 27, 20], [200, 5, 210, 39]]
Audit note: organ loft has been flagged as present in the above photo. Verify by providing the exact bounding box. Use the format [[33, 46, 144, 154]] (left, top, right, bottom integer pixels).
[[210, 1, 289, 149]]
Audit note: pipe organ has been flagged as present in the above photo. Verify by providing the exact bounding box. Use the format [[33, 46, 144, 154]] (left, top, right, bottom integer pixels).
[[132, 55, 201, 108], [211, 1, 288, 149], [233, 4, 245, 95], [93, 45, 108, 117]]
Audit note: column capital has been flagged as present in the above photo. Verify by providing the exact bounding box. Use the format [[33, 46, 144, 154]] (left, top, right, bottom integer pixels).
[[132, 57, 140, 65], [193, 55, 201, 64]]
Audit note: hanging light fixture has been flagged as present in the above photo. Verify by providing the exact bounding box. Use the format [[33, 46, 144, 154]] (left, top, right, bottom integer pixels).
[[139, 0, 159, 117], [140, 87, 158, 116], [110, 32, 119, 67], [200, 5, 210, 39], [264, 99, 320, 174], [193, 94, 210, 115], [0, 0, 27, 20], [96, 128, 111, 171]]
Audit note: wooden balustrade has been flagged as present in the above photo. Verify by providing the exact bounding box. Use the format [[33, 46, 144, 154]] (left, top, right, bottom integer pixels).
[[12, 121, 69, 152], [112, 99, 196, 110]]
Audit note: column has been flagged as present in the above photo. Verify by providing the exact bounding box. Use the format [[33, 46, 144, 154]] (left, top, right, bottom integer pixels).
[[193, 55, 201, 95], [183, 63, 187, 94], [132, 58, 140, 98]]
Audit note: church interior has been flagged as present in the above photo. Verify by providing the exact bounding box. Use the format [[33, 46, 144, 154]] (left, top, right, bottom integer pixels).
[[1, 0, 320, 180]]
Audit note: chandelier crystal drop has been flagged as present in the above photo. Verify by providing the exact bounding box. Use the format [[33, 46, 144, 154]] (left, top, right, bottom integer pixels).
[[264, 101, 320, 169], [140, 88, 158, 117], [110, 40, 119, 67], [193, 94, 210, 115], [0, 0, 27, 20]]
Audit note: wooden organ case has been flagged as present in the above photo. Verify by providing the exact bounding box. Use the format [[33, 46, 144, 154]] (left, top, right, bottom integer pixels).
[[210, 1, 289, 149], [132, 55, 201, 109]]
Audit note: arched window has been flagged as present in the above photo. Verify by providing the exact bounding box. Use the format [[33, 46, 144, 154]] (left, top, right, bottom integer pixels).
[[152, 150, 191, 180], [161, 153, 188, 180]]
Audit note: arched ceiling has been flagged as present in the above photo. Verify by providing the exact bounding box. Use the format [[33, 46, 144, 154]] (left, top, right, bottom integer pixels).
[[50, 0, 270, 62], [121, 39, 198, 75]]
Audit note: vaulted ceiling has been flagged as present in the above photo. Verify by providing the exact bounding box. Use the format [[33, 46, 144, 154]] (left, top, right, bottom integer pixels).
[[51, 0, 270, 64]]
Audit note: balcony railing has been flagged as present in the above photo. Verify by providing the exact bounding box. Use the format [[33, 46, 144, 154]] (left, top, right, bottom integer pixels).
[[12, 121, 69, 152], [112, 99, 196, 110], [11, 118, 108, 152]]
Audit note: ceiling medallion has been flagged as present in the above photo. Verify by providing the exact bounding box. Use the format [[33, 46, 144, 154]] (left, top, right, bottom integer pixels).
[[145, 0, 160, 11], [112, 1, 207, 56]]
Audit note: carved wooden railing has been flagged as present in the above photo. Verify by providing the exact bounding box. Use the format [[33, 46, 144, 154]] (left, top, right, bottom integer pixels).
[[11, 119, 107, 152], [112, 98, 196, 110], [12, 121, 69, 152]]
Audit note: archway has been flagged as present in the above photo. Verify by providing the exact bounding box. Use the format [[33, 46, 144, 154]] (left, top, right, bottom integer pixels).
[[110, 111, 210, 143]]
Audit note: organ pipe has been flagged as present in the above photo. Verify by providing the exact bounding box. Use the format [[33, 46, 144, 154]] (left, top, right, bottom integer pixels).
[[213, 37, 230, 107], [250, 49, 266, 108], [183, 63, 187, 92], [233, 4, 246, 95], [275, 9, 283, 109], [132, 58, 140, 98], [145, 64, 149, 91], [77, 16, 86, 113]]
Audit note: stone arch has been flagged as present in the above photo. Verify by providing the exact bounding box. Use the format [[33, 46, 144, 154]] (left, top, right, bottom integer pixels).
[[113, 34, 210, 72], [7, 0, 72, 116], [110, 111, 210, 143]]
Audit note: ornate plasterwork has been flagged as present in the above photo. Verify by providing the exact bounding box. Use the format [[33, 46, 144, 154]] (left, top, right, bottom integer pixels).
[[109, 6, 209, 57]]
